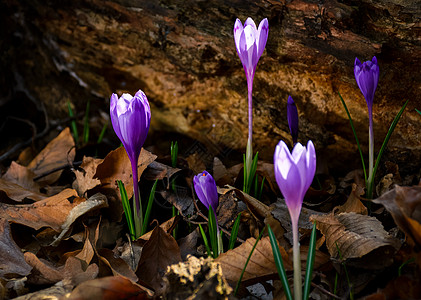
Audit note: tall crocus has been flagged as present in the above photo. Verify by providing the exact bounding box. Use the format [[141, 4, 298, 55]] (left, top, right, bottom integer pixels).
[[354, 56, 379, 196], [234, 17, 269, 185], [287, 96, 299, 145], [110, 90, 151, 237], [274, 140, 316, 300]]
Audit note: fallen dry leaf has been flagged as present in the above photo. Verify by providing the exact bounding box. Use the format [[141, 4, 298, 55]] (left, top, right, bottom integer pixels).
[[63, 256, 99, 287], [27, 127, 75, 185], [160, 190, 195, 218], [72, 156, 103, 197], [333, 183, 367, 215], [75, 227, 95, 266], [0, 188, 80, 231], [216, 236, 291, 285], [3, 161, 40, 193], [142, 161, 181, 182], [185, 152, 206, 175], [24, 252, 63, 284], [0, 178, 46, 202], [97, 248, 138, 282], [65, 276, 151, 300], [0, 219, 32, 279], [137, 225, 182, 295], [373, 185, 421, 246], [310, 212, 401, 264], [94, 147, 157, 200]]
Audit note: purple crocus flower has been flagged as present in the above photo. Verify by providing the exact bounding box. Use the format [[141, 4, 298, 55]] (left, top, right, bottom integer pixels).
[[234, 17, 269, 181], [287, 96, 299, 145], [274, 140, 316, 300], [354, 56, 379, 190], [110, 90, 151, 214], [193, 170, 219, 215]]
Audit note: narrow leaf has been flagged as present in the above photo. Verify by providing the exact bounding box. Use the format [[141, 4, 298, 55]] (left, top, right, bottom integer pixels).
[[303, 222, 317, 300], [208, 206, 218, 258], [199, 224, 212, 258], [118, 180, 135, 240], [141, 180, 158, 236], [229, 213, 242, 250]]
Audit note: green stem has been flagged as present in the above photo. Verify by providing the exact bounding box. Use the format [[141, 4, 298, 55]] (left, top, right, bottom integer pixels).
[[292, 219, 302, 300]]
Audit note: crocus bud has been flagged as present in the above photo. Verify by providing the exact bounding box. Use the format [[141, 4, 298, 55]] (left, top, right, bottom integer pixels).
[[274, 140, 316, 223], [110, 90, 151, 163], [110, 90, 151, 214], [354, 56, 379, 111], [193, 171, 219, 215], [234, 17, 269, 82], [287, 96, 299, 144]]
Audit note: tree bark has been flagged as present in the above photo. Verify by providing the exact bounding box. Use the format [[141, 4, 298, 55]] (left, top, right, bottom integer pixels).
[[1, 0, 420, 175]]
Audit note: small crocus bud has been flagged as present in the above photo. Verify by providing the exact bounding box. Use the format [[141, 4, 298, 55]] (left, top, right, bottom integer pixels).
[[110, 90, 151, 213], [287, 96, 299, 144], [233, 17, 269, 83], [354, 56, 379, 112], [193, 171, 219, 215], [274, 140, 316, 223]]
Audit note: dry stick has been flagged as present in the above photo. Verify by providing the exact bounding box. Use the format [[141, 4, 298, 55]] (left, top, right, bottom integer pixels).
[[310, 282, 341, 299], [190, 185, 245, 244]]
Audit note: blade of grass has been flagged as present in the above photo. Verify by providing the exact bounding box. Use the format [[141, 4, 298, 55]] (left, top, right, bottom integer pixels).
[[268, 225, 293, 300], [141, 179, 158, 236], [67, 101, 79, 145], [199, 224, 212, 258], [97, 123, 107, 144], [258, 176, 265, 200], [117, 180, 135, 240], [398, 257, 415, 276], [243, 154, 247, 193], [416, 108, 421, 115], [83, 99, 90, 144], [338, 92, 367, 183], [229, 212, 242, 250], [368, 99, 409, 198], [303, 222, 317, 300], [234, 226, 266, 296], [208, 206, 218, 258]]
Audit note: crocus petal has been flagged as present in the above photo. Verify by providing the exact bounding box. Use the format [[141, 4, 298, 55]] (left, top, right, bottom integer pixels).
[[193, 174, 210, 209], [110, 93, 123, 142], [354, 56, 379, 109], [256, 18, 269, 59], [233, 18, 244, 55], [193, 170, 219, 214], [244, 17, 257, 30], [305, 140, 317, 192]]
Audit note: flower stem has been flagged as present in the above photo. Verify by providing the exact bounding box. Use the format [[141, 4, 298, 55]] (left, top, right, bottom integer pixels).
[[245, 75, 254, 185], [367, 114, 374, 199], [292, 219, 302, 300], [131, 161, 143, 238]]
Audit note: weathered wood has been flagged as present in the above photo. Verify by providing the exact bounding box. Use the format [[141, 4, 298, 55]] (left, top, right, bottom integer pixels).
[[1, 0, 420, 174]]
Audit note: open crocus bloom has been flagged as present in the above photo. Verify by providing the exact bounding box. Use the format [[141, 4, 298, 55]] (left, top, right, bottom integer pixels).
[[193, 170, 219, 215], [274, 140, 316, 223], [354, 56, 379, 112], [234, 17, 269, 81]]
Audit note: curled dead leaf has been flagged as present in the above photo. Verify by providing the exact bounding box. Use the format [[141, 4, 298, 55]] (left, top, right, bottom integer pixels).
[[333, 183, 367, 215], [72, 156, 103, 197], [310, 212, 401, 267]]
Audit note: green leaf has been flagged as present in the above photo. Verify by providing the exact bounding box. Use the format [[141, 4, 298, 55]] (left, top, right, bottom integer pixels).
[[83, 99, 90, 144], [338, 92, 367, 183], [416, 108, 421, 115], [367, 99, 409, 199], [170, 141, 178, 168], [67, 101, 79, 145], [199, 224, 212, 258], [141, 179, 158, 236], [303, 222, 317, 300], [117, 180, 135, 240], [234, 227, 266, 296], [208, 206, 218, 258], [229, 213, 241, 250], [268, 225, 292, 300], [96, 123, 107, 144]]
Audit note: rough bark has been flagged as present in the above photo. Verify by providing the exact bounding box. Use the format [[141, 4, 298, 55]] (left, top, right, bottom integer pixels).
[[1, 0, 420, 175]]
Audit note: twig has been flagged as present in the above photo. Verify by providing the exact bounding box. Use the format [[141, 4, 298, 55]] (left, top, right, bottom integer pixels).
[[310, 282, 342, 299]]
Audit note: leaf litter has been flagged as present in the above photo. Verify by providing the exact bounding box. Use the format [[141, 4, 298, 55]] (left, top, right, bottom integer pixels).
[[0, 127, 420, 299]]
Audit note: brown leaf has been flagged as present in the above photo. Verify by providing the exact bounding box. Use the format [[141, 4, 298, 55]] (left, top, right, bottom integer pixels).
[[75, 227, 95, 266], [95, 147, 156, 200], [0, 219, 32, 279], [142, 161, 181, 182], [96, 248, 138, 282], [72, 156, 102, 197], [373, 185, 421, 246], [63, 257, 99, 287], [0, 178, 46, 202], [185, 152, 206, 175], [136, 225, 182, 295], [0, 189, 79, 231], [215, 236, 291, 285], [65, 276, 151, 300], [24, 252, 63, 284], [27, 127, 76, 185], [334, 183, 367, 215], [3, 161, 40, 193], [310, 212, 401, 264]]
